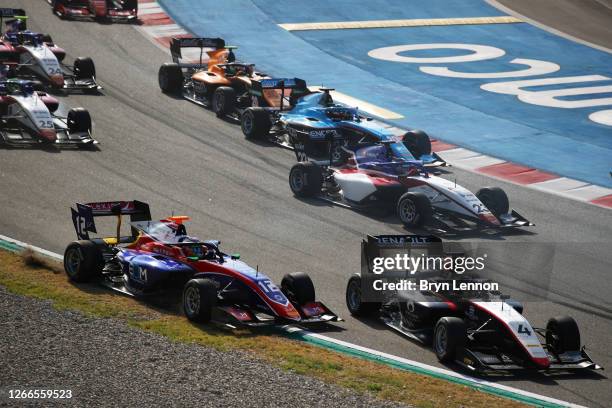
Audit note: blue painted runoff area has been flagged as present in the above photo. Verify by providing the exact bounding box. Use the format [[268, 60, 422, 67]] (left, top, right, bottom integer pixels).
[[159, 0, 612, 188]]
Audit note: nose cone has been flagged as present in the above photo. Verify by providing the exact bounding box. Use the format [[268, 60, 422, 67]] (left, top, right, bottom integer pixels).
[[50, 74, 65, 87], [39, 128, 57, 142], [285, 304, 302, 321], [479, 212, 501, 226], [532, 356, 551, 369]]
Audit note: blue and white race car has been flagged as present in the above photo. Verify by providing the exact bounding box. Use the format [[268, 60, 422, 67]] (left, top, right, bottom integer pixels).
[[239, 78, 445, 166]]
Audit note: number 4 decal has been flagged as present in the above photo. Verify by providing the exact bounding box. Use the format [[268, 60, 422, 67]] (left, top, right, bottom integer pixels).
[[517, 324, 531, 336]]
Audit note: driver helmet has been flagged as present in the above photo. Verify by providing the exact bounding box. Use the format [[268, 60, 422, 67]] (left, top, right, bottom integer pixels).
[[326, 108, 354, 121], [4, 19, 21, 34]]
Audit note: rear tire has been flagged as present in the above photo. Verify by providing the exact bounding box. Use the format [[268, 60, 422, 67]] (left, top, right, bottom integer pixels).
[[64, 240, 104, 283], [346, 275, 379, 316], [67, 108, 92, 133], [241, 107, 271, 140], [476, 187, 509, 216], [183, 278, 217, 323], [433, 317, 466, 362], [123, 0, 138, 10], [281, 272, 315, 305], [74, 57, 96, 79], [212, 86, 236, 117], [158, 63, 183, 94], [546, 315, 581, 354], [41, 34, 53, 44], [397, 192, 432, 227], [289, 162, 323, 197], [403, 129, 431, 159]]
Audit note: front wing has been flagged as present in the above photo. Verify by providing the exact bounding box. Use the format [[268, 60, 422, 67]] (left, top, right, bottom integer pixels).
[[458, 347, 602, 372]]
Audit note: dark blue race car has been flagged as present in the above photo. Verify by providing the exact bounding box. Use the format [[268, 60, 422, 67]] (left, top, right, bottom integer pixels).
[[239, 78, 446, 167]]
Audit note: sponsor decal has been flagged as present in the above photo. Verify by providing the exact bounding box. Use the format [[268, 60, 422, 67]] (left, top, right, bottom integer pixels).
[[309, 129, 339, 140], [87, 201, 135, 214], [129, 263, 148, 283], [369, 43, 612, 126]]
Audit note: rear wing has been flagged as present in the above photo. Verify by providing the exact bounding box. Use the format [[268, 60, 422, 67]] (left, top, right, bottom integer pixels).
[[251, 77, 309, 113], [170, 37, 225, 63], [0, 8, 27, 33], [358, 234, 445, 302], [71, 200, 151, 240], [251, 78, 308, 95]]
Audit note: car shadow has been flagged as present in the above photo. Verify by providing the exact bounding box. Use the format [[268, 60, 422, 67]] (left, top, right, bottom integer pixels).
[[292, 195, 537, 241], [351, 314, 606, 382]]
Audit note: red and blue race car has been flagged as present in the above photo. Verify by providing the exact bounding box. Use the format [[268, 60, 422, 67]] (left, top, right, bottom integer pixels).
[[65, 201, 340, 326]]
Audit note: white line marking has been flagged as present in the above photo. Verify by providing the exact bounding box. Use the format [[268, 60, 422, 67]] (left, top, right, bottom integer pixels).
[[0, 234, 63, 261], [486, 0, 612, 54], [531, 178, 612, 201], [140, 24, 188, 38], [138, 3, 164, 16], [279, 16, 522, 31]]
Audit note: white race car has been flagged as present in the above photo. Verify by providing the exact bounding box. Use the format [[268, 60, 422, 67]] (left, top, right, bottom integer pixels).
[[0, 78, 96, 147], [289, 140, 532, 232], [0, 11, 99, 91]]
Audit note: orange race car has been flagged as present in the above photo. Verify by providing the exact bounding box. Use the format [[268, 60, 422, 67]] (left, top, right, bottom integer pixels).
[[158, 37, 274, 118]]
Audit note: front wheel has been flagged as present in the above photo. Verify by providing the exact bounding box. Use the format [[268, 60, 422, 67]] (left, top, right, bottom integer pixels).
[[183, 278, 218, 323], [433, 317, 466, 362], [74, 57, 96, 79], [403, 129, 431, 159], [67, 108, 92, 133], [281, 272, 315, 306], [397, 192, 432, 227], [546, 315, 581, 354], [476, 187, 509, 217], [64, 240, 104, 282]]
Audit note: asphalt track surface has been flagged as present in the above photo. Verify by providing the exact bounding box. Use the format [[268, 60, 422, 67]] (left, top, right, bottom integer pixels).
[[0, 1, 610, 407], [494, 0, 612, 50]]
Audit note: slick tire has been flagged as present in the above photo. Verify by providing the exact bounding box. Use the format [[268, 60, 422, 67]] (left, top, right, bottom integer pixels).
[[403, 129, 432, 159], [67, 108, 92, 133], [397, 192, 432, 228], [212, 86, 236, 117], [289, 162, 323, 198], [52, 0, 66, 18], [241, 107, 271, 140], [158, 63, 183, 94], [74, 57, 96, 79], [346, 275, 379, 317], [124, 0, 138, 10], [476, 187, 509, 217], [281, 272, 315, 305], [183, 278, 217, 323], [64, 240, 104, 283], [546, 315, 581, 354], [433, 317, 466, 362]]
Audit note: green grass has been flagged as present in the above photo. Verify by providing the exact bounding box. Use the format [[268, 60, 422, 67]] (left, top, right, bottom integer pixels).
[[0, 249, 527, 408]]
